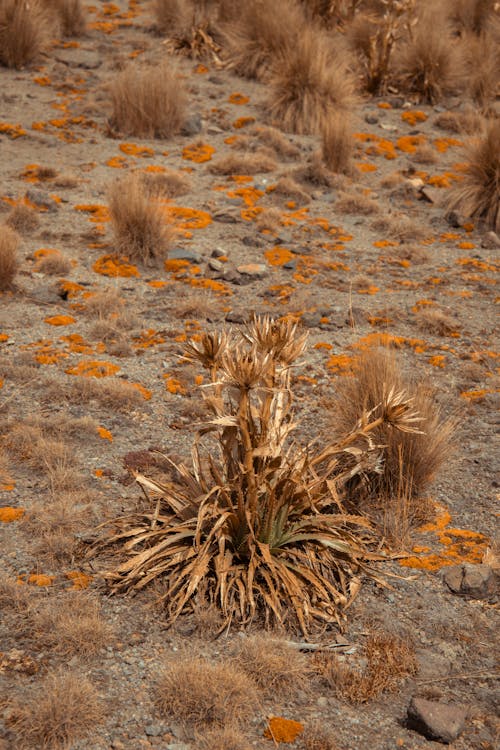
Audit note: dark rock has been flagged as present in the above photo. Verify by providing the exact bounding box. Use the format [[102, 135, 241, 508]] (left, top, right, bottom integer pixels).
[[407, 697, 467, 744], [241, 235, 263, 247], [25, 188, 59, 212], [168, 247, 202, 262], [225, 311, 247, 324], [365, 113, 379, 125], [181, 113, 203, 137], [55, 49, 102, 69], [301, 312, 322, 328], [283, 260, 296, 270], [446, 210, 464, 228], [442, 563, 496, 599], [481, 231, 500, 249], [211, 247, 226, 257], [213, 209, 239, 223], [222, 267, 243, 284]]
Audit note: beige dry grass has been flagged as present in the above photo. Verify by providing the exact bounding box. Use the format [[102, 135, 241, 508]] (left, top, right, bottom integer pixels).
[[0, 573, 31, 612], [256, 207, 283, 233], [434, 107, 484, 135], [43, 0, 86, 36], [7, 669, 104, 749], [209, 151, 278, 175], [171, 289, 221, 320], [266, 27, 357, 134], [315, 631, 417, 703], [271, 175, 311, 204], [335, 192, 380, 215], [415, 307, 458, 336], [139, 168, 191, 198], [231, 634, 310, 698], [446, 118, 500, 232], [448, 0, 498, 34], [68, 376, 148, 411], [321, 113, 353, 174], [371, 213, 427, 242], [35, 252, 73, 276], [295, 153, 347, 188], [154, 0, 190, 34], [463, 29, 500, 109], [252, 124, 301, 159], [0, 224, 20, 290], [0, 0, 54, 68], [155, 657, 259, 728], [6, 204, 41, 234], [108, 174, 174, 264], [83, 288, 124, 318], [197, 727, 252, 750], [301, 722, 340, 750], [109, 62, 187, 138], [224, 0, 305, 80], [329, 348, 456, 501]]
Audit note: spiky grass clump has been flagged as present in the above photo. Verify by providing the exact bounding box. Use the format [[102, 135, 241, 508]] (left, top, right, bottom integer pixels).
[[198, 727, 252, 750], [6, 670, 104, 749], [0, 224, 20, 290], [108, 174, 174, 264], [231, 634, 309, 697], [266, 28, 356, 134], [0, 0, 54, 68], [329, 348, 455, 503], [43, 0, 86, 36], [109, 62, 187, 138], [154, 0, 190, 35], [446, 118, 500, 232], [463, 28, 500, 109], [321, 113, 353, 174], [98, 316, 424, 635]]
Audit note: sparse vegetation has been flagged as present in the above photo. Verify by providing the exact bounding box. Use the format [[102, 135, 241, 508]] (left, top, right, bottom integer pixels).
[[6, 204, 40, 234], [321, 113, 353, 174], [43, 0, 86, 36], [209, 151, 277, 174], [0, 0, 53, 68], [231, 634, 309, 697], [0, 224, 20, 290]]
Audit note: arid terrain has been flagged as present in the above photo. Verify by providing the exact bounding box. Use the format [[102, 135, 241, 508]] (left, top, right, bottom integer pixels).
[[0, 1, 498, 749]]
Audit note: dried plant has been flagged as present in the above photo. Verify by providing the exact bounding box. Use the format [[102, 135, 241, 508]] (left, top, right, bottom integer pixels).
[[230, 633, 310, 697], [0, 0, 54, 68], [6, 204, 40, 234], [0, 224, 20, 290], [321, 113, 353, 174], [108, 174, 174, 264], [463, 29, 500, 109], [43, 0, 86, 36], [209, 151, 277, 175], [166, 3, 224, 63], [434, 107, 484, 135], [35, 252, 73, 276], [96, 316, 425, 635], [266, 27, 357, 134], [301, 721, 340, 750], [447, 0, 498, 34], [446, 118, 500, 232], [252, 125, 301, 159], [109, 62, 187, 138], [6, 669, 104, 749], [139, 168, 191, 198], [198, 726, 253, 750], [155, 657, 258, 728], [154, 0, 191, 34], [329, 348, 456, 502]]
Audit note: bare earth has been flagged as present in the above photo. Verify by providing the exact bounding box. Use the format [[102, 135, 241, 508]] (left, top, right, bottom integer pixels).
[[0, 2, 498, 749]]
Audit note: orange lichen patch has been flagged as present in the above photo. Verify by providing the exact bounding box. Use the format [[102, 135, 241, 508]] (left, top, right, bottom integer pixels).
[[65, 360, 120, 378], [165, 258, 191, 273], [228, 93, 249, 105], [233, 116, 256, 129], [427, 174, 452, 188], [33, 75, 52, 86], [65, 571, 92, 590], [23, 339, 68, 366], [378, 101, 392, 109], [314, 342, 332, 350], [428, 354, 446, 368], [458, 241, 475, 250], [74, 203, 110, 225], [194, 374, 204, 386], [195, 63, 208, 73], [357, 285, 379, 295], [60, 333, 103, 356], [130, 382, 152, 400], [163, 375, 186, 395], [132, 329, 165, 349], [354, 133, 398, 160], [34, 247, 60, 261], [97, 426, 113, 442], [32, 121, 48, 131], [264, 247, 294, 266], [106, 156, 128, 168], [457, 257, 498, 272], [142, 165, 166, 173], [327, 353, 354, 375], [23, 574, 56, 587], [58, 280, 85, 298], [0, 334, 8, 342], [182, 143, 215, 163], [411, 298, 435, 312], [460, 388, 495, 402], [0, 122, 26, 139], [44, 315, 76, 326], [434, 137, 462, 153], [368, 315, 393, 326], [401, 110, 427, 126], [119, 143, 154, 157], [264, 717, 304, 743], [228, 186, 264, 206], [356, 162, 378, 173], [164, 206, 212, 231], [396, 135, 426, 154], [352, 333, 426, 353], [189, 277, 232, 295], [0, 507, 24, 523], [93, 255, 139, 278], [373, 240, 398, 248], [88, 20, 116, 32], [439, 232, 461, 242]]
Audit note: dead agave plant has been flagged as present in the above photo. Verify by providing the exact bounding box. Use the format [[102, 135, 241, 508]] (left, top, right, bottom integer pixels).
[[96, 316, 423, 635]]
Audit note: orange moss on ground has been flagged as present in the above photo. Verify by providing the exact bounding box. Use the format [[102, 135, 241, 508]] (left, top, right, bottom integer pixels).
[[228, 93, 249, 105], [264, 717, 304, 743], [264, 247, 294, 266], [164, 206, 212, 231], [0, 507, 25, 523], [401, 110, 427, 126], [65, 361, 120, 378], [132, 329, 165, 349], [0, 122, 26, 139], [163, 375, 186, 395], [326, 353, 354, 375], [182, 143, 215, 163], [93, 255, 139, 278], [65, 571, 92, 590], [97, 426, 113, 441], [44, 315, 76, 326], [233, 116, 256, 129]]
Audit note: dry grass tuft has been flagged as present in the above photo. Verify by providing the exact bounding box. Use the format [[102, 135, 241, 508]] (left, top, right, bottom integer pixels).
[[0, 0, 54, 68], [224, 0, 305, 80], [301, 722, 340, 750], [315, 631, 417, 703], [154, 0, 190, 35], [394, 9, 466, 102], [155, 658, 258, 728], [415, 307, 458, 336], [271, 175, 311, 204], [43, 0, 86, 36], [266, 27, 356, 134], [0, 224, 20, 290], [231, 634, 309, 698], [108, 174, 174, 264], [35, 252, 73, 276], [335, 192, 380, 215], [198, 726, 252, 750], [6, 204, 41, 234], [109, 62, 187, 138], [7, 669, 104, 749], [434, 107, 484, 135], [139, 168, 191, 198], [446, 118, 500, 231], [252, 125, 301, 159], [329, 348, 456, 502], [69, 376, 148, 411], [256, 207, 283, 233], [295, 153, 347, 189], [0, 574, 31, 612], [321, 113, 353, 174], [371, 213, 427, 242], [83, 288, 124, 318], [209, 151, 277, 175], [30, 593, 114, 657], [463, 28, 500, 109]]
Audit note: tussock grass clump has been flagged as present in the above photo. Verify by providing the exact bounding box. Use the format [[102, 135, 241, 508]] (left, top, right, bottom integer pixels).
[[224, 0, 306, 80], [463, 29, 500, 109], [109, 63, 187, 138], [108, 174, 174, 264], [154, 0, 190, 35], [98, 316, 425, 635], [335, 192, 380, 215], [139, 168, 191, 198], [198, 727, 252, 750], [301, 722, 340, 750], [414, 307, 458, 336], [315, 631, 418, 703], [155, 658, 258, 728], [271, 175, 311, 205], [321, 113, 353, 174], [446, 118, 500, 232], [252, 125, 301, 159], [69, 376, 148, 410], [0, 224, 20, 290], [35, 252, 73, 275], [209, 151, 277, 175], [0, 0, 54, 68], [43, 0, 86, 36], [371, 214, 427, 242], [231, 634, 309, 698], [434, 107, 484, 135], [266, 28, 357, 134], [6, 204, 41, 234], [329, 348, 456, 502], [7, 670, 104, 749]]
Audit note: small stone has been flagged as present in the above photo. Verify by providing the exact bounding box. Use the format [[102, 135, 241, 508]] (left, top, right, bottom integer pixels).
[[181, 113, 203, 137], [168, 248, 202, 262], [110, 740, 126, 750], [301, 312, 322, 328], [406, 177, 425, 190], [481, 231, 500, 249], [407, 697, 467, 744], [380, 122, 397, 132], [208, 258, 224, 272], [241, 235, 264, 247], [213, 209, 239, 223], [166, 744, 190, 750], [236, 263, 268, 278], [446, 209, 464, 228], [211, 247, 226, 257], [317, 696, 328, 707], [145, 724, 166, 737], [365, 113, 379, 125], [25, 188, 59, 212], [222, 267, 242, 284], [420, 186, 442, 204], [225, 311, 247, 324], [443, 563, 496, 599], [283, 260, 296, 270]]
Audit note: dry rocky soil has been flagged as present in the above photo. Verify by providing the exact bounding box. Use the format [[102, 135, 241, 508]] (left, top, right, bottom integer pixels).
[[0, 2, 498, 749]]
